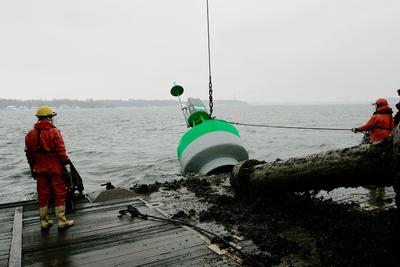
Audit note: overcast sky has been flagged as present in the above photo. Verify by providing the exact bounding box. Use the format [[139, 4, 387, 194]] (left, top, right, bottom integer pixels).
[[0, 0, 399, 103]]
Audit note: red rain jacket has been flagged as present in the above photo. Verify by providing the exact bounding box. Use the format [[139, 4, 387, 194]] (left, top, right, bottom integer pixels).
[[25, 120, 69, 175], [357, 105, 395, 143]]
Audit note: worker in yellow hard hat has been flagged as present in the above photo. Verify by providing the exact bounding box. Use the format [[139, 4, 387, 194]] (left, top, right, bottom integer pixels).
[[25, 105, 74, 230], [35, 105, 57, 117]]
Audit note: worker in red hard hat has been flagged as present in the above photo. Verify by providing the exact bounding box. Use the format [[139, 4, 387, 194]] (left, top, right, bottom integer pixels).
[[352, 98, 395, 142], [25, 105, 74, 231]]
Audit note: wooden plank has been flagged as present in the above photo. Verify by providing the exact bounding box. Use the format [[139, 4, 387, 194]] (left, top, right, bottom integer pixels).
[[22, 199, 143, 225], [0, 232, 12, 240], [0, 236, 11, 262], [70, 198, 143, 212], [23, 217, 156, 245], [23, 222, 178, 259], [22, 200, 145, 238], [0, 249, 10, 256], [23, 196, 201, 265], [23, 229, 187, 266], [50, 229, 197, 266], [96, 242, 211, 267], [17, 195, 238, 267], [22, 203, 123, 222], [23, 219, 163, 244], [139, 251, 227, 267], [0, 210, 15, 222], [0, 259, 8, 267], [23, 222, 179, 260], [0, 224, 13, 233], [0, 252, 10, 260], [0, 200, 36, 210], [23, 222, 182, 265], [74, 233, 209, 266], [139, 247, 217, 267], [8, 206, 23, 267], [0, 211, 15, 231], [22, 213, 172, 249]]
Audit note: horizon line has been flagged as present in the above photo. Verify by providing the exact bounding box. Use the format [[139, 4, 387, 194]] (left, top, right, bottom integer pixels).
[[0, 97, 383, 106]]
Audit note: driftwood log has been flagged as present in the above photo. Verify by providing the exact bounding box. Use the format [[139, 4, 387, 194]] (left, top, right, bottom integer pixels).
[[231, 126, 400, 195]]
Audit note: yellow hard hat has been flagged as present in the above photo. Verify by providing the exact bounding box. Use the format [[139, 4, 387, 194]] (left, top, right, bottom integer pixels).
[[35, 105, 57, 117]]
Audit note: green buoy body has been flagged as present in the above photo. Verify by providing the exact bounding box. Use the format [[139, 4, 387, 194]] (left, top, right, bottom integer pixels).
[[177, 119, 249, 175]]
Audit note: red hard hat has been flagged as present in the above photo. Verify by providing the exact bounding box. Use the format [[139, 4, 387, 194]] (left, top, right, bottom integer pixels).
[[374, 98, 389, 106]]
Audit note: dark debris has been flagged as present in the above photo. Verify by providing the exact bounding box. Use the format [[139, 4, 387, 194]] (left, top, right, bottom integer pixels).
[[162, 175, 400, 266]]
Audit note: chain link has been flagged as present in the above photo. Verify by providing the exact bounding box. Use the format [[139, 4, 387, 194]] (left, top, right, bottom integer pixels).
[[209, 76, 213, 117]]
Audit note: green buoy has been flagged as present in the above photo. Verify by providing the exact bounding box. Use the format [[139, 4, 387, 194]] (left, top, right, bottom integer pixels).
[[171, 84, 249, 175]]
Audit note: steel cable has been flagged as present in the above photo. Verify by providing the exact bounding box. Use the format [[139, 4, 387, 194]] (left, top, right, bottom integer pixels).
[[229, 121, 351, 131]]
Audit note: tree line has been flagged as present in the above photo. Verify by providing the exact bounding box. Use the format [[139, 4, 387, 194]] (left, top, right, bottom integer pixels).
[[0, 99, 247, 109]]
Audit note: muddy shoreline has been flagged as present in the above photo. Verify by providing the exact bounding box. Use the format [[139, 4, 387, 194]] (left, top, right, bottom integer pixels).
[[131, 176, 399, 267]]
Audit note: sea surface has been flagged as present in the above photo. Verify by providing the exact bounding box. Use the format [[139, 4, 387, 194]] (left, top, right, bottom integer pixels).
[[0, 104, 376, 204]]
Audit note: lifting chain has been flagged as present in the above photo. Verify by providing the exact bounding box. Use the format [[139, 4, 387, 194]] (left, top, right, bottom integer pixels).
[[206, 0, 213, 118], [209, 76, 213, 117]]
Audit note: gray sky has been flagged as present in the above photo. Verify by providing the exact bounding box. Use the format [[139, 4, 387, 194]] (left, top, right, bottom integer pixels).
[[1, 0, 399, 103]]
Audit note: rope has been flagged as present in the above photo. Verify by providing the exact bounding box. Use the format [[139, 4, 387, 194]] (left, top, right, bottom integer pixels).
[[229, 121, 351, 131], [119, 205, 265, 267], [145, 214, 264, 266], [206, 0, 213, 118]]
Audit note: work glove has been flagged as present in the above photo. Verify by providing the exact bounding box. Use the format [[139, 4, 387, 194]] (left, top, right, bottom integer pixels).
[[63, 164, 73, 188], [64, 164, 72, 180], [351, 128, 359, 133], [64, 164, 71, 173]]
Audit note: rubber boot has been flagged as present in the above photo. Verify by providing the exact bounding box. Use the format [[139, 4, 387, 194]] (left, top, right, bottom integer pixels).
[[39, 207, 53, 230], [55, 206, 74, 230]]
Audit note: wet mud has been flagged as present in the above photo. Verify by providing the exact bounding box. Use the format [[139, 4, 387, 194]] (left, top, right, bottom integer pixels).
[[130, 182, 161, 194], [200, 191, 399, 266], [133, 176, 400, 267]]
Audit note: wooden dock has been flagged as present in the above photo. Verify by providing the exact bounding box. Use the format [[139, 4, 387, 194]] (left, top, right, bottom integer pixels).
[[0, 190, 256, 267], [0, 183, 396, 267]]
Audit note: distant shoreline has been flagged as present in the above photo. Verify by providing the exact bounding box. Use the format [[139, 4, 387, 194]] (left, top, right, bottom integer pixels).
[[2, 98, 394, 110], [0, 99, 248, 110]]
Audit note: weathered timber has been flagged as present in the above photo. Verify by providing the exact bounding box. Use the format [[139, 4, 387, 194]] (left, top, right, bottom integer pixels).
[[231, 129, 400, 193], [17, 196, 238, 267], [8, 206, 22, 267]]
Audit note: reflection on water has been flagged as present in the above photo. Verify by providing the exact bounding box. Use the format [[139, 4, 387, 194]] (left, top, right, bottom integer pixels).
[[318, 186, 395, 210], [0, 104, 377, 204]]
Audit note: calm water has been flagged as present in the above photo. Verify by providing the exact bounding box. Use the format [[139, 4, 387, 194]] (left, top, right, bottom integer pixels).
[[0, 104, 371, 204]]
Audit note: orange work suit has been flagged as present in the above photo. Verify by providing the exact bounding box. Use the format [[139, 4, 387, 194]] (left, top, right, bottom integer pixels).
[[25, 119, 70, 207]]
